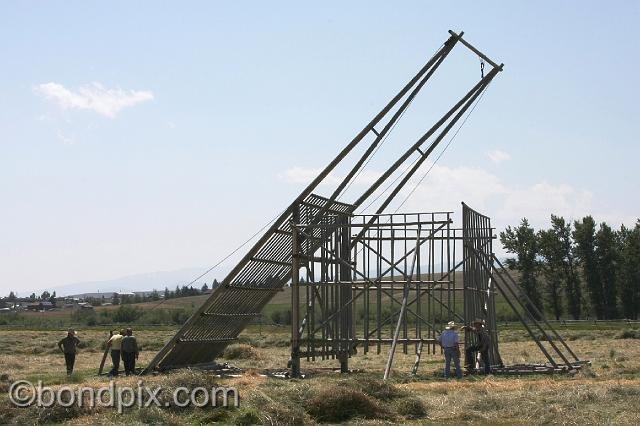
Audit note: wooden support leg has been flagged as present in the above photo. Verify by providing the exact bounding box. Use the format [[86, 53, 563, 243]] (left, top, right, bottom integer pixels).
[[411, 340, 424, 376]]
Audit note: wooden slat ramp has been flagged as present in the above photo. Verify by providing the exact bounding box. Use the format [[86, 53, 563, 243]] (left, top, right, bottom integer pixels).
[[142, 194, 352, 372]]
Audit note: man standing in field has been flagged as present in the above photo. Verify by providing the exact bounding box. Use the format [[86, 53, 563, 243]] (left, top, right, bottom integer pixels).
[[58, 328, 80, 375], [106, 329, 124, 377], [121, 328, 139, 376], [438, 321, 462, 379], [463, 319, 492, 374]]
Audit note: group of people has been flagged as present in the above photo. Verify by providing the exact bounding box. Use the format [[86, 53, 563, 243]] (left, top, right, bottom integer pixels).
[[105, 328, 140, 377], [57, 327, 140, 376], [438, 318, 492, 378]]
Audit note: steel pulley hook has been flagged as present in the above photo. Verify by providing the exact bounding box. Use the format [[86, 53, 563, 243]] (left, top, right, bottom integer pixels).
[[480, 60, 485, 78]]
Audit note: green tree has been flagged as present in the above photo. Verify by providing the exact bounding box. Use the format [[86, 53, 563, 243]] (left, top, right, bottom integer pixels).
[[595, 223, 618, 319], [617, 222, 640, 319], [557, 217, 582, 319], [538, 221, 564, 320], [111, 305, 142, 323], [538, 215, 582, 319], [7, 291, 17, 302], [573, 216, 603, 318], [201, 283, 209, 293], [500, 218, 543, 317]]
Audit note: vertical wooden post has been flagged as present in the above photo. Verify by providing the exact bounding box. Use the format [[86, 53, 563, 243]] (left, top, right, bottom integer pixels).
[[338, 214, 351, 373], [291, 222, 301, 378]]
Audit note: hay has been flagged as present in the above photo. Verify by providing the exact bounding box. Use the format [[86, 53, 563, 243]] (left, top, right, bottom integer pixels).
[[223, 344, 261, 360], [307, 387, 385, 422]]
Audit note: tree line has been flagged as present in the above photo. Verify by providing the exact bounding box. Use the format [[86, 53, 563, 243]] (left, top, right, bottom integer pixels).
[[500, 215, 640, 320], [161, 280, 218, 300], [2, 291, 56, 303], [1, 280, 220, 307]]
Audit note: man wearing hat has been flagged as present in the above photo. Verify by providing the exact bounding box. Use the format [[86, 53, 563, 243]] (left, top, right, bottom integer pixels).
[[58, 329, 80, 375], [463, 318, 491, 374], [105, 329, 124, 377], [121, 328, 139, 376], [438, 321, 462, 379]]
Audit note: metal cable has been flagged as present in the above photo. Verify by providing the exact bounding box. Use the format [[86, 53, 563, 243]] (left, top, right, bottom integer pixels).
[[393, 82, 491, 213], [146, 208, 285, 310], [337, 73, 425, 202], [357, 155, 420, 214], [337, 44, 445, 203]]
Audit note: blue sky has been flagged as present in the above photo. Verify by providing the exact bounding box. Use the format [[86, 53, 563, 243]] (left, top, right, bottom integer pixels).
[[1, 1, 638, 296]]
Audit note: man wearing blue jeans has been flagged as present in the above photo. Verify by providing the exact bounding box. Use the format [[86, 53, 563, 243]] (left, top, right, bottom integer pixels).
[[439, 321, 462, 379]]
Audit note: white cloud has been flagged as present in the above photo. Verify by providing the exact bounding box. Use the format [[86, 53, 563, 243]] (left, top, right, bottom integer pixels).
[[400, 165, 597, 230], [34, 82, 154, 118], [499, 182, 593, 228], [279, 166, 324, 184], [402, 164, 508, 212], [487, 149, 511, 164], [278, 164, 627, 239], [278, 166, 381, 187], [278, 167, 341, 185], [56, 130, 75, 145]]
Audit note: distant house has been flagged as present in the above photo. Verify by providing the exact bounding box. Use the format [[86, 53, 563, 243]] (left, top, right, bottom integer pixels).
[[26, 301, 55, 311]]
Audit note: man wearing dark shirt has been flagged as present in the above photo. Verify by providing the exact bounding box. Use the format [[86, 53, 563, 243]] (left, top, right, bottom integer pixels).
[[121, 328, 139, 376], [463, 319, 491, 374], [58, 329, 80, 375]]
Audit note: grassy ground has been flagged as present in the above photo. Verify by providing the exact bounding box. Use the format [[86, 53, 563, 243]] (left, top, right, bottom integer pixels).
[[0, 323, 639, 424]]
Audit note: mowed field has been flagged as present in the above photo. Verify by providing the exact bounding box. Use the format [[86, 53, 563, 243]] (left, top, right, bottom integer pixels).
[[0, 323, 639, 425]]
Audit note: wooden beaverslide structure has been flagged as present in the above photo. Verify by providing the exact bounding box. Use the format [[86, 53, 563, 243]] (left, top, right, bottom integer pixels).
[[142, 30, 587, 377]]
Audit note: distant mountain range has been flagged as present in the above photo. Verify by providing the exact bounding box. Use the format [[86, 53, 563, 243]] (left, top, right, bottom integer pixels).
[[37, 267, 219, 297]]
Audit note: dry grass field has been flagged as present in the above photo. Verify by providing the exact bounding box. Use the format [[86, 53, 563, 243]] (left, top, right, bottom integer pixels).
[[1, 324, 639, 425]]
